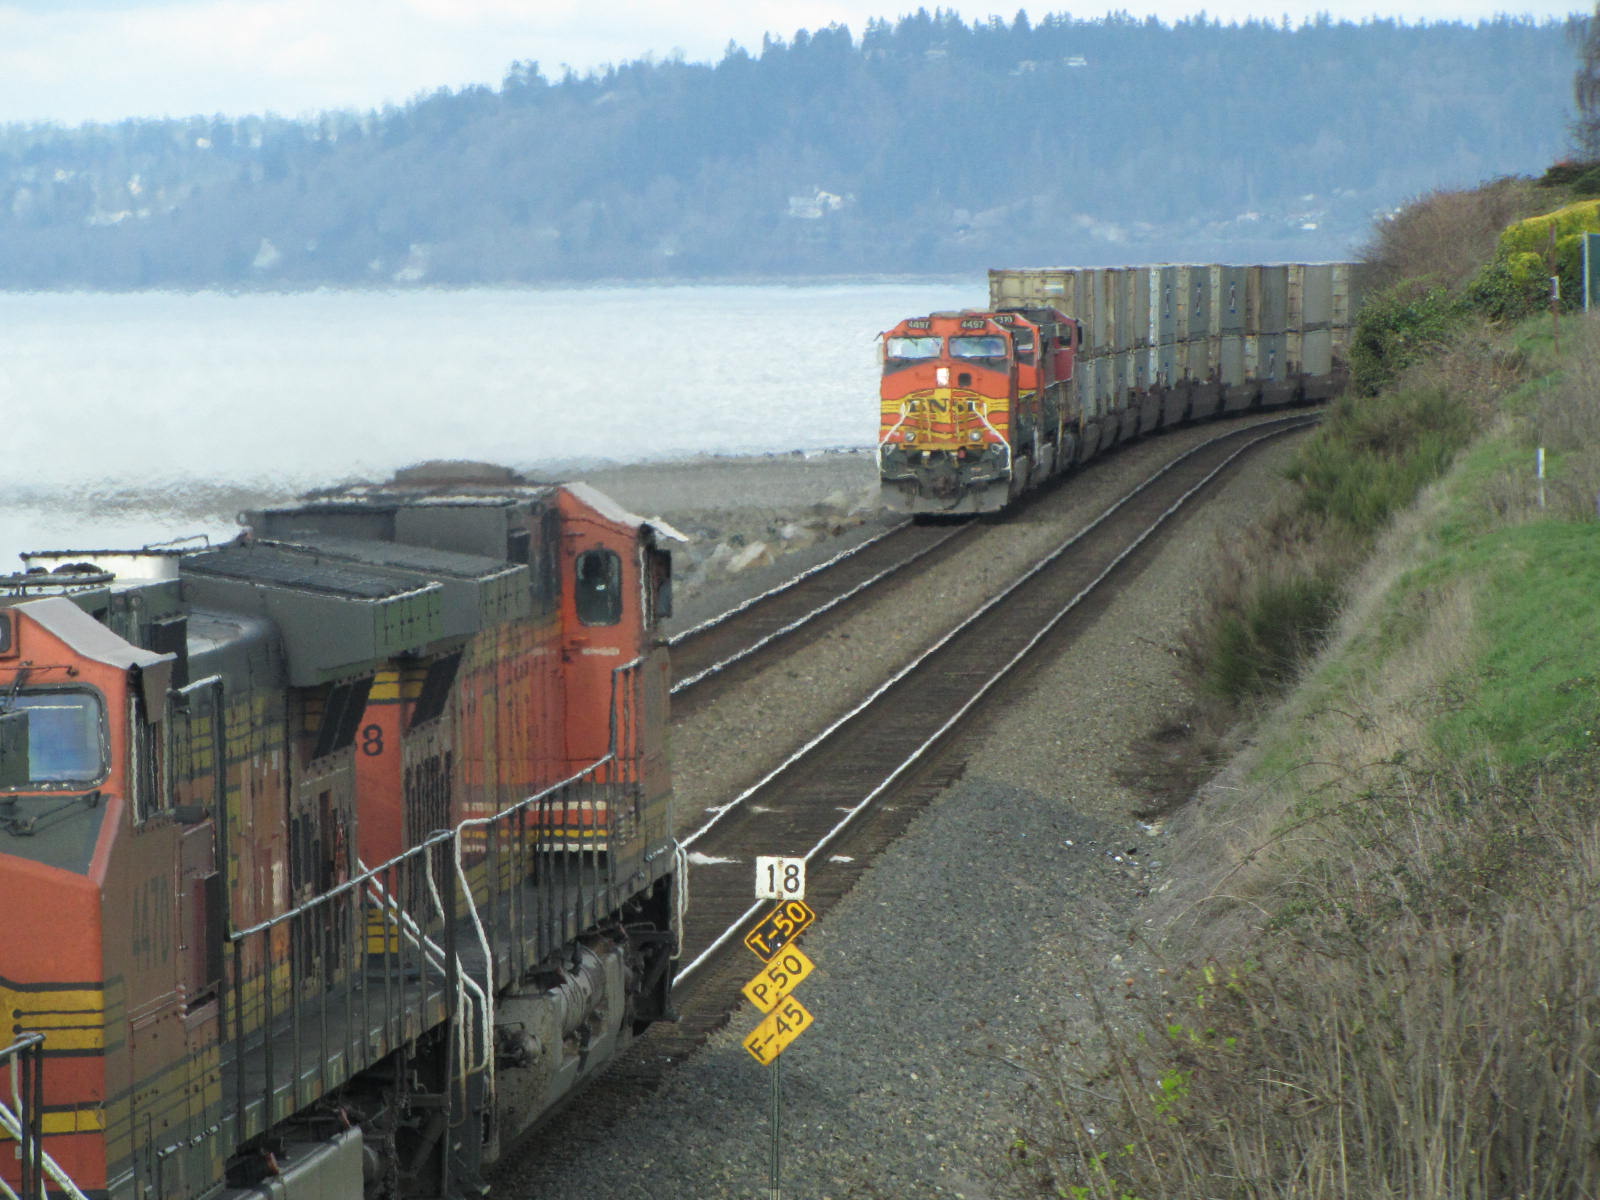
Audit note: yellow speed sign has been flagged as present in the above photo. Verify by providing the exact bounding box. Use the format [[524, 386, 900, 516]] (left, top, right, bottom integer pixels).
[[742, 945, 815, 1014], [743, 898, 815, 962], [743, 996, 813, 1064]]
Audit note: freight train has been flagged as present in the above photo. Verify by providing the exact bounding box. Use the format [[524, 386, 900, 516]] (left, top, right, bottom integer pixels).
[[0, 466, 683, 1200], [878, 262, 1359, 514]]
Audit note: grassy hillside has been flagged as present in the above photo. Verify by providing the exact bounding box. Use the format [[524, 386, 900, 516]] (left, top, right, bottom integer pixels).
[[1011, 179, 1600, 1198]]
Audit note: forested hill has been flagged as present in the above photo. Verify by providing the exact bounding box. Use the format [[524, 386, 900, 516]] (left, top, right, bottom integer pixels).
[[0, 10, 1577, 288]]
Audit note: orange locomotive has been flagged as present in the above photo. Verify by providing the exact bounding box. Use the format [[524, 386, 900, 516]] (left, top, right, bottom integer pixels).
[[884, 263, 1360, 515], [0, 468, 681, 1199], [877, 307, 1079, 514]]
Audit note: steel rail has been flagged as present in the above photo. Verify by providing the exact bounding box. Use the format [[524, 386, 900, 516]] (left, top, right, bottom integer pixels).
[[665, 520, 910, 647], [668, 520, 969, 695], [674, 414, 1316, 982]]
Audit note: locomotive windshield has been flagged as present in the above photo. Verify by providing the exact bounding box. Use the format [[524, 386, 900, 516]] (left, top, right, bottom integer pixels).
[[883, 336, 940, 364], [949, 335, 1010, 364], [0, 690, 107, 788]]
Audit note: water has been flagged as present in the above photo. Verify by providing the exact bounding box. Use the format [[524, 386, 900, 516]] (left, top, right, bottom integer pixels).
[[0, 279, 980, 567]]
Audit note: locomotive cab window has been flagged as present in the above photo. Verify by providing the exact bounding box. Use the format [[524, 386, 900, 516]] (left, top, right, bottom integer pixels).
[[950, 335, 1009, 364], [1, 689, 108, 788], [884, 336, 943, 371], [575, 548, 623, 626]]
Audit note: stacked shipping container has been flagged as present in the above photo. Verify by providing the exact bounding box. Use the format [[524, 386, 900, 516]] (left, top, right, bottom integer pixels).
[[988, 262, 1358, 429]]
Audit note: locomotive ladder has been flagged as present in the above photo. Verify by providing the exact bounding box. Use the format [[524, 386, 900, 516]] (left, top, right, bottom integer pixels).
[[0, 1034, 91, 1200]]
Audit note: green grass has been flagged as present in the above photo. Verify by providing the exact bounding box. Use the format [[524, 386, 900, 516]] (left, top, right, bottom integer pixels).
[[1428, 521, 1600, 766]]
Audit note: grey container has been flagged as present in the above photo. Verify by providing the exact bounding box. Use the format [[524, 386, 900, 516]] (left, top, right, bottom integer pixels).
[[1217, 266, 1248, 334], [1218, 334, 1246, 387], [1248, 332, 1287, 383], [1088, 268, 1114, 351], [989, 268, 1064, 309], [1248, 266, 1290, 336], [1156, 265, 1181, 345], [1104, 269, 1131, 352], [1184, 336, 1216, 383], [1076, 355, 1101, 418], [1157, 341, 1181, 389], [1302, 328, 1333, 376], [1123, 268, 1153, 349], [1287, 264, 1335, 331], [1184, 265, 1212, 341]]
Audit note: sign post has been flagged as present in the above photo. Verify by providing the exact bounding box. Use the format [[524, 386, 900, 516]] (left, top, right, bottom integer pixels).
[[743, 860, 816, 1200], [1584, 232, 1600, 312]]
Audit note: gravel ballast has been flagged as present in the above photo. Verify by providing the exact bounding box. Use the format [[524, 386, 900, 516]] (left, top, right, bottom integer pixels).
[[507, 429, 1301, 1199]]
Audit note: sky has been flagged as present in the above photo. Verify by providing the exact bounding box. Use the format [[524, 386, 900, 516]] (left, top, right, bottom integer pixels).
[[0, 0, 1589, 126]]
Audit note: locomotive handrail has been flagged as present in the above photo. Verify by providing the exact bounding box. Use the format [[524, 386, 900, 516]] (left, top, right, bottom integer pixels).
[[226, 750, 620, 941], [219, 652, 652, 1159], [0, 1033, 92, 1200], [226, 653, 651, 942], [358, 858, 492, 1114]]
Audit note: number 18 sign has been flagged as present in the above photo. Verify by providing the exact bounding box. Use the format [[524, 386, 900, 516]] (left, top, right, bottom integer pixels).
[[755, 855, 806, 901]]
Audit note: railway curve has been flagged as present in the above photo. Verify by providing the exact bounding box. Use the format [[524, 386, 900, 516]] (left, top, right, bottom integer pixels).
[[489, 414, 1314, 1193]]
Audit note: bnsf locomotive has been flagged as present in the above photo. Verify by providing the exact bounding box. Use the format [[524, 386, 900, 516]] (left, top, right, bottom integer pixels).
[[0, 467, 681, 1199], [878, 262, 1358, 514]]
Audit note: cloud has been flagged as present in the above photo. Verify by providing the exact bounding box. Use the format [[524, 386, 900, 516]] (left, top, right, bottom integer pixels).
[[0, 0, 512, 121], [0, 0, 1586, 125]]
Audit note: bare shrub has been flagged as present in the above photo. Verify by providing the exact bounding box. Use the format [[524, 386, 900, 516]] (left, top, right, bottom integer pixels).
[[1013, 757, 1600, 1200], [1360, 179, 1546, 294], [1397, 332, 1525, 416], [1179, 507, 1355, 706]]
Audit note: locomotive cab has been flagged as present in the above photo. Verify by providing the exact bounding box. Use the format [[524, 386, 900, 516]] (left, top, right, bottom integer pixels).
[[878, 306, 1084, 516], [0, 589, 206, 1200], [878, 312, 1021, 515]]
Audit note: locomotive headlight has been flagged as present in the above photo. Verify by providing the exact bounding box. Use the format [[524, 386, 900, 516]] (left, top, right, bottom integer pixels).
[[935, 367, 950, 386], [968, 431, 981, 441], [905, 430, 916, 443]]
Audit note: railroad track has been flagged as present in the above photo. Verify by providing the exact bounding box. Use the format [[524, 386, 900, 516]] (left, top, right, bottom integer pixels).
[[671, 414, 1315, 979], [491, 414, 1315, 1182], [666, 518, 974, 703], [665, 410, 1312, 707]]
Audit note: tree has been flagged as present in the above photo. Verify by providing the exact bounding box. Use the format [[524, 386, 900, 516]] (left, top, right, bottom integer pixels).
[[1572, 7, 1600, 156]]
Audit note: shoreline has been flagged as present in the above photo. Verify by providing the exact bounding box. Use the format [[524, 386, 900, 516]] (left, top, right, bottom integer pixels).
[[0, 452, 895, 627]]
